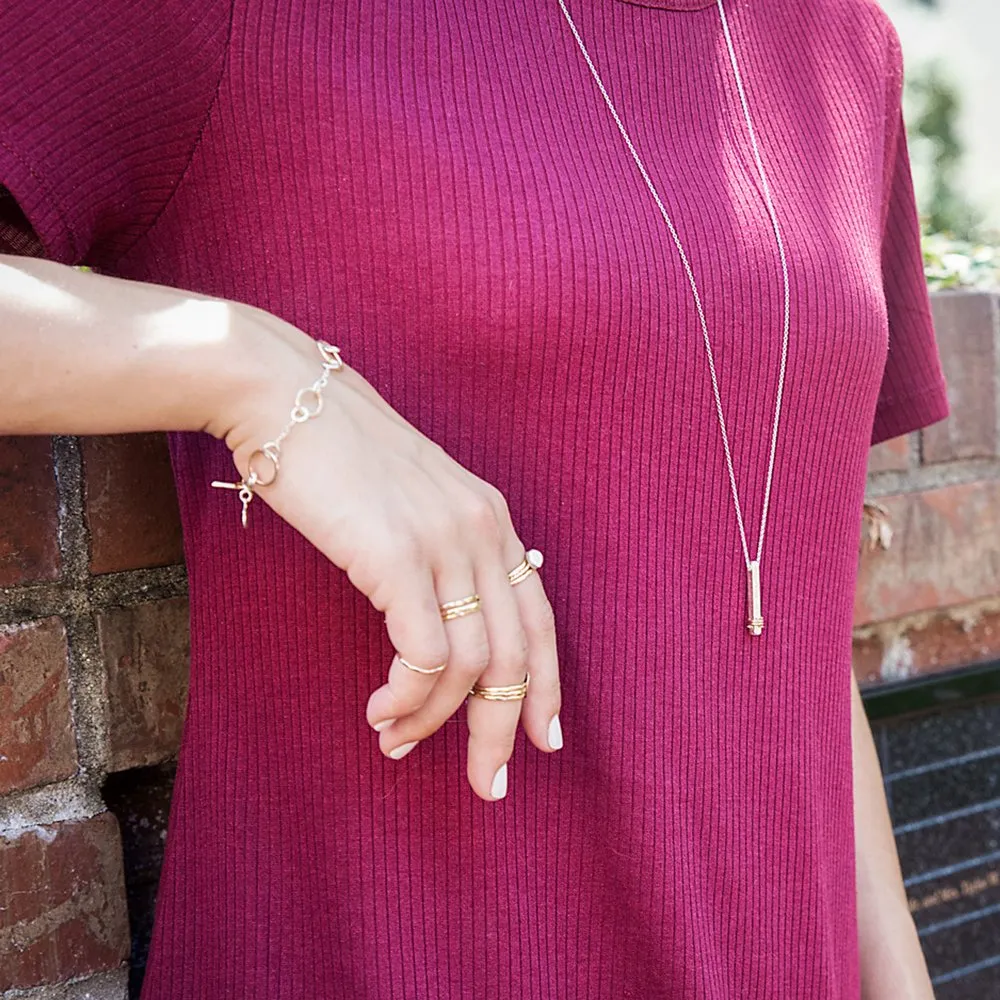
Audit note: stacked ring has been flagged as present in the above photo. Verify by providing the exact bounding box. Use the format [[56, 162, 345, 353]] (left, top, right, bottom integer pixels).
[[398, 656, 447, 676], [508, 548, 544, 586], [439, 593, 482, 621], [469, 674, 530, 701]]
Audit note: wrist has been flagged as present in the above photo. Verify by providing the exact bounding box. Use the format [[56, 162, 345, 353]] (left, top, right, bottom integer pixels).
[[202, 301, 321, 450], [859, 896, 933, 1000]]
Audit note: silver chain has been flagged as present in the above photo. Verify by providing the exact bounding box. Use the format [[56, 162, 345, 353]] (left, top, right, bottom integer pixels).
[[556, 0, 790, 573]]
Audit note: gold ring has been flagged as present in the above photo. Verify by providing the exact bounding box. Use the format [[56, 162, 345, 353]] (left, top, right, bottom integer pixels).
[[398, 656, 447, 676], [469, 674, 530, 701], [439, 593, 482, 621], [507, 548, 544, 586]]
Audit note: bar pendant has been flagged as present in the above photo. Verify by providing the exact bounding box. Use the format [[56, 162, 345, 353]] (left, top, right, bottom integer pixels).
[[746, 560, 763, 636]]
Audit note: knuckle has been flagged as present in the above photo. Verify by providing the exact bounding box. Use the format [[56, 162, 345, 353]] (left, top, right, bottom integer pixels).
[[532, 594, 557, 634], [459, 492, 500, 536], [523, 594, 556, 642], [470, 725, 517, 759], [529, 672, 561, 705], [450, 641, 491, 680], [409, 644, 450, 671], [390, 534, 423, 568], [420, 509, 459, 548], [491, 634, 529, 674], [392, 716, 440, 744], [362, 540, 420, 599], [388, 687, 427, 715], [484, 484, 512, 523]]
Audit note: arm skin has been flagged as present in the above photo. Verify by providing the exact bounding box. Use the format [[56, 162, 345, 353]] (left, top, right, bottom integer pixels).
[[852, 669, 935, 998], [0, 253, 316, 440], [0, 253, 563, 803]]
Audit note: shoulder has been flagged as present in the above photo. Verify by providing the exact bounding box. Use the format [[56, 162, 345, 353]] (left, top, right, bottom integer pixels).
[[761, 0, 900, 63], [753, 0, 903, 98], [0, 0, 232, 68]]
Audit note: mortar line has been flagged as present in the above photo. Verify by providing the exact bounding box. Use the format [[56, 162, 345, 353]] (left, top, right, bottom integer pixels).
[[50, 434, 115, 783]]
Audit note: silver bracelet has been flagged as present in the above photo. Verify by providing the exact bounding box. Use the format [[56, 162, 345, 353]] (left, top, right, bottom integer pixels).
[[211, 340, 345, 528]]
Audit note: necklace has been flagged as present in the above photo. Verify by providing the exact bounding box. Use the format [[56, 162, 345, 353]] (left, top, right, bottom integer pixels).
[[555, 0, 790, 637]]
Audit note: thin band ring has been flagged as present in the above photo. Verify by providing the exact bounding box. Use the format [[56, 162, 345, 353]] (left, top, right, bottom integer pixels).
[[507, 548, 544, 586], [440, 593, 482, 621], [469, 674, 530, 701], [398, 656, 447, 676]]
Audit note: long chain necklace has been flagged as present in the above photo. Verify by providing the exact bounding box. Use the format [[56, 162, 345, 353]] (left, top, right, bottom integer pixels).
[[556, 0, 790, 637]]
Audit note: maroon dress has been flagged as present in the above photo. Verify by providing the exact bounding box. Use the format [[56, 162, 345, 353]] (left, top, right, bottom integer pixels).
[[0, 0, 949, 996]]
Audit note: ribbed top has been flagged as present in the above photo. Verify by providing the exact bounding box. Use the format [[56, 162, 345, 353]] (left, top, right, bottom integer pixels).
[[0, 1, 950, 997]]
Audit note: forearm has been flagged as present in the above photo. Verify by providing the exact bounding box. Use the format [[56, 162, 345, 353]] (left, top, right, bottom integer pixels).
[[0, 254, 313, 440], [852, 669, 934, 999]]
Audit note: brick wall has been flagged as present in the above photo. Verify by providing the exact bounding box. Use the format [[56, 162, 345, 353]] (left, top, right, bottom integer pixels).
[[1, 289, 998, 998], [856, 291, 1000, 685], [1, 436, 186, 999]]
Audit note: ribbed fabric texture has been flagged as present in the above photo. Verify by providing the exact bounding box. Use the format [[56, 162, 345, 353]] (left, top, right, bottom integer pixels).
[[1, 1, 950, 997]]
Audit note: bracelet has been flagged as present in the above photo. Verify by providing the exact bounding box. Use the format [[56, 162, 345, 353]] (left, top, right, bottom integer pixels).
[[211, 340, 345, 528]]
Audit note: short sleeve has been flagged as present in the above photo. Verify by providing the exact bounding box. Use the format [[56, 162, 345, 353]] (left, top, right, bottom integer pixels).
[[0, 1, 231, 266], [870, 25, 950, 447]]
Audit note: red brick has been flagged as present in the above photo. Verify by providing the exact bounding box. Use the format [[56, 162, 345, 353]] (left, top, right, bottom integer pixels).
[[854, 602, 1000, 685], [0, 812, 129, 991], [852, 632, 884, 687], [97, 599, 190, 771], [867, 433, 911, 474], [0, 437, 60, 586], [0, 618, 77, 795], [854, 480, 1000, 625], [81, 434, 184, 575], [923, 291, 998, 462]]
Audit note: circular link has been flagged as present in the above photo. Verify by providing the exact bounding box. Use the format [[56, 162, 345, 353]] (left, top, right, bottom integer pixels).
[[246, 448, 279, 488], [211, 339, 346, 528], [291, 386, 324, 422], [318, 342, 344, 370]]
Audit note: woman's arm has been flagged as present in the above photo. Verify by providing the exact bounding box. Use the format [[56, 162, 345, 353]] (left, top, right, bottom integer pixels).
[[0, 253, 562, 801], [0, 253, 293, 438], [852, 668, 935, 998]]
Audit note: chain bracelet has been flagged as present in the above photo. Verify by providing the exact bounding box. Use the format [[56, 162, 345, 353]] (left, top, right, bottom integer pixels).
[[211, 340, 345, 528]]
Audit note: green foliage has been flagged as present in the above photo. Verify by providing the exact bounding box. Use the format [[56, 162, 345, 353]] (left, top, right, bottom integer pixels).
[[906, 63, 984, 239], [922, 229, 1000, 290]]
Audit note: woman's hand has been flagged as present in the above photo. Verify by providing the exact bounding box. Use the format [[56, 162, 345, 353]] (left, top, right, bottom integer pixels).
[[0, 252, 559, 803], [220, 303, 563, 802]]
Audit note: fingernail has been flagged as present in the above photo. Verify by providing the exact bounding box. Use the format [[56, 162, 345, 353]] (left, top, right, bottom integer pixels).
[[373, 718, 396, 732], [547, 714, 564, 751], [490, 763, 508, 800], [388, 740, 418, 760]]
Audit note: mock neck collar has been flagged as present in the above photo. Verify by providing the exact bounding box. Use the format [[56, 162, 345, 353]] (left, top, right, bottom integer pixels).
[[613, 0, 716, 10]]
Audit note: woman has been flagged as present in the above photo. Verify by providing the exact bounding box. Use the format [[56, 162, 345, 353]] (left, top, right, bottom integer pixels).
[[0, 0, 947, 996]]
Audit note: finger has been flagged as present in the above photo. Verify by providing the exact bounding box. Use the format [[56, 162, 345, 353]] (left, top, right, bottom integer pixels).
[[367, 560, 450, 730], [464, 544, 530, 801], [511, 565, 562, 753], [366, 651, 446, 732], [482, 481, 562, 754], [378, 560, 491, 760]]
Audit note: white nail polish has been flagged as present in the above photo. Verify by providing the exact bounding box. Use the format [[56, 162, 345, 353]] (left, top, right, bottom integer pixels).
[[389, 740, 418, 760], [373, 718, 396, 732], [547, 714, 564, 750], [490, 763, 508, 800]]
